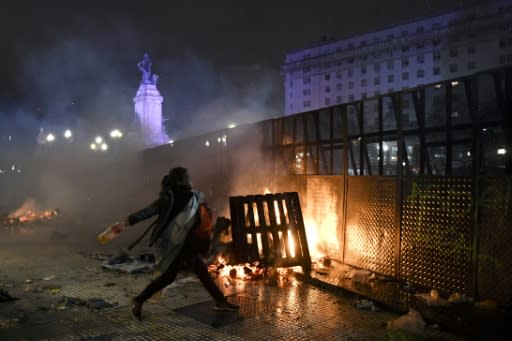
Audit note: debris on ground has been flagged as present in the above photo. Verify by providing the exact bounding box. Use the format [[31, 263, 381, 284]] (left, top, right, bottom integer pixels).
[[100, 253, 155, 274], [387, 308, 426, 336], [0, 289, 20, 302]]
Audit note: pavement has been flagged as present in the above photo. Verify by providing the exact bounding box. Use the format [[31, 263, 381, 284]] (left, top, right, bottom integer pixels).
[[0, 222, 475, 340]]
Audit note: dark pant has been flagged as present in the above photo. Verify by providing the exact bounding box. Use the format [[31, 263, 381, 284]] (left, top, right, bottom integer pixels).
[[135, 249, 225, 304]]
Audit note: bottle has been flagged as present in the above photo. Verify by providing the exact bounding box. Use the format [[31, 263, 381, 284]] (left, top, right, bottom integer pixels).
[[97, 221, 125, 244]]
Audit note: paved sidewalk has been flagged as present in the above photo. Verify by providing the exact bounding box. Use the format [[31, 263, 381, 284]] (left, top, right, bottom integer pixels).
[[0, 226, 465, 340]]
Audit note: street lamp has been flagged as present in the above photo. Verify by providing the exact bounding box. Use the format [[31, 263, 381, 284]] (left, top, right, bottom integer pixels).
[[46, 134, 55, 142], [110, 129, 123, 139], [64, 129, 72, 139]]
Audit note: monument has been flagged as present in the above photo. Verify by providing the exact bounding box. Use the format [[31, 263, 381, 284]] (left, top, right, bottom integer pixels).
[[133, 53, 169, 148]]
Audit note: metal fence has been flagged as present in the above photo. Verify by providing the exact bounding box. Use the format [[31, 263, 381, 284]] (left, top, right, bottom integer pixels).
[[143, 66, 512, 305]]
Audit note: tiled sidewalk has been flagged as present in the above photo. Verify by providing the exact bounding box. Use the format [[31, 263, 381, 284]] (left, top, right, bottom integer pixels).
[[0, 230, 465, 340]]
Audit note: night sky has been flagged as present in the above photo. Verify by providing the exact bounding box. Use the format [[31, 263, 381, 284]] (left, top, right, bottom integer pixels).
[[0, 0, 488, 139]]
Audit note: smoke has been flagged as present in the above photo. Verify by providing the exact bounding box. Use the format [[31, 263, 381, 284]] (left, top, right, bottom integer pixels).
[[1, 13, 283, 245]]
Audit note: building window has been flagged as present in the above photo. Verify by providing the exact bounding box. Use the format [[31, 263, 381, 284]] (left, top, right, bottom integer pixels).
[[336, 83, 342, 91], [500, 55, 507, 64], [417, 69, 424, 78], [361, 79, 367, 87], [433, 67, 440, 75], [374, 77, 380, 85], [360, 40, 366, 47], [348, 94, 354, 102], [386, 48, 393, 56], [401, 30, 408, 37], [450, 64, 458, 72], [325, 86, 331, 93], [303, 89, 311, 96], [450, 48, 458, 57], [361, 66, 367, 74], [348, 69, 353, 77], [361, 92, 367, 99], [416, 41, 425, 49], [388, 75, 395, 83], [468, 61, 476, 69], [416, 26, 425, 33], [401, 44, 410, 52], [387, 60, 394, 70], [433, 52, 441, 62], [325, 74, 331, 81], [417, 54, 424, 63], [432, 37, 441, 46], [500, 39, 506, 48], [374, 63, 380, 72], [468, 46, 476, 54], [348, 81, 354, 89], [303, 77, 311, 84], [402, 72, 409, 80], [303, 66, 311, 73], [374, 90, 381, 97], [387, 34, 394, 41], [336, 70, 342, 79], [336, 96, 342, 103], [324, 62, 331, 69], [304, 100, 311, 108], [325, 98, 331, 105], [402, 56, 409, 67], [289, 81, 293, 87]]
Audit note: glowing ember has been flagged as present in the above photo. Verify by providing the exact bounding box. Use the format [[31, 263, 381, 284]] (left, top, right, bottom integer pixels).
[[3, 198, 61, 225]]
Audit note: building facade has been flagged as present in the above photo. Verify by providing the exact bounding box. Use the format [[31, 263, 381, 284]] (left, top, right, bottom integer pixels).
[[282, 0, 512, 116]]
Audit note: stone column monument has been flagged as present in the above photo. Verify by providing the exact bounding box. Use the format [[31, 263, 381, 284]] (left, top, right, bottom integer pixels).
[[133, 53, 169, 148]]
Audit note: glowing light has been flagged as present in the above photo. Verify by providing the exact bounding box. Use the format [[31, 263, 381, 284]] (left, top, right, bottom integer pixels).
[[434, 84, 442, 89], [95, 136, 103, 144], [46, 134, 55, 142], [467, 151, 471, 157], [169, 139, 174, 144], [382, 143, 389, 152], [110, 129, 123, 138], [451, 81, 459, 86], [64, 130, 72, 139], [205, 140, 210, 147], [100, 143, 108, 151], [228, 123, 237, 129], [90, 143, 97, 150], [497, 148, 507, 155], [11, 165, 15, 171], [288, 230, 296, 258]]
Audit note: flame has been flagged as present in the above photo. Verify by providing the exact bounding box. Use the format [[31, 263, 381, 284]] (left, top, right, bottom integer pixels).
[[8, 198, 39, 219], [263, 187, 271, 194], [5, 198, 60, 224]]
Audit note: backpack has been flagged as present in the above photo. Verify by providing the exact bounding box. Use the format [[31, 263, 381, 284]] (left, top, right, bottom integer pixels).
[[194, 202, 216, 240]]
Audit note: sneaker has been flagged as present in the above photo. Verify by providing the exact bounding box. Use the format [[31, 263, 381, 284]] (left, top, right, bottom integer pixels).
[[214, 299, 240, 312], [131, 298, 143, 320]]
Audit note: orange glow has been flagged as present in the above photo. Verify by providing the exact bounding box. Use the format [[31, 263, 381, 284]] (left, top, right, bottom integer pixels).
[[287, 230, 296, 258]]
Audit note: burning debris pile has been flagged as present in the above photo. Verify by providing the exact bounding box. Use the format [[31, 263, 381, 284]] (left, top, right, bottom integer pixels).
[[1, 199, 61, 227]]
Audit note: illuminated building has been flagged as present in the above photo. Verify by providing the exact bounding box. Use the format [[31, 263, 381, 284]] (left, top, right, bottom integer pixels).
[[282, 0, 512, 115]]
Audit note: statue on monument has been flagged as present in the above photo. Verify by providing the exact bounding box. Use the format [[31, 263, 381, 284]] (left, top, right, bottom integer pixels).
[[137, 53, 158, 85]]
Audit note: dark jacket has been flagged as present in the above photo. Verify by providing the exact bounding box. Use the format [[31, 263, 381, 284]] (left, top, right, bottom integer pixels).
[[127, 185, 194, 247]]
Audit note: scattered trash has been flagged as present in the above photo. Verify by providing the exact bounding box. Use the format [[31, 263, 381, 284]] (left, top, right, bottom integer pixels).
[[447, 292, 474, 304], [355, 298, 378, 311], [415, 290, 449, 307], [86, 298, 115, 310], [387, 308, 426, 335], [345, 269, 372, 284], [101, 253, 155, 274], [0, 289, 20, 302]]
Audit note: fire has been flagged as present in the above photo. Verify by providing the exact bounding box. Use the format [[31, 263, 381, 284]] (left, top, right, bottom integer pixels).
[[303, 212, 339, 260], [4, 198, 61, 225]]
